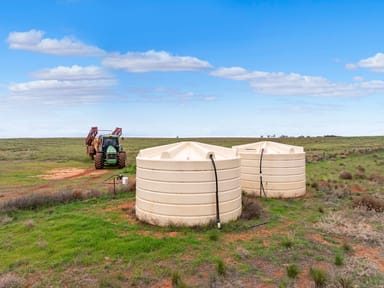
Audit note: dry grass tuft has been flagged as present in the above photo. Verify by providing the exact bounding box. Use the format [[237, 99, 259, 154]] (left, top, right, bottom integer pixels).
[[334, 256, 384, 287], [0, 273, 22, 288], [0, 186, 135, 212], [368, 174, 384, 184], [24, 219, 35, 229], [0, 176, 138, 212], [315, 209, 384, 246], [0, 214, 13, 224]]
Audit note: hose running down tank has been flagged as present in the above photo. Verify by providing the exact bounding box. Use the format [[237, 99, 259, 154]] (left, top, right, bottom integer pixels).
[[259, 148, 267, 197], [209, 154, 221, 229]]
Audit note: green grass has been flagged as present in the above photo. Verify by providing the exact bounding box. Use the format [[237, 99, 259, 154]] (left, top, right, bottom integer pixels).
[[0, 136, 384, 287], [0, 194, 200, 272]]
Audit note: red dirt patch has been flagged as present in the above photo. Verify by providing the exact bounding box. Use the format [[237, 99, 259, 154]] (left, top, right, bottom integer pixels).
[[354, 244, 384, 272], [296, 264, 331, 288], [150, 278, 172, 288], [105, 201, 139, 224], [307, 233, 337, 246], [139, 230, 181, 239], [224, 222, 293, 244], [106, 202, 135, 212], [350, 185, 365, 193], [38, 168, 107, 180]]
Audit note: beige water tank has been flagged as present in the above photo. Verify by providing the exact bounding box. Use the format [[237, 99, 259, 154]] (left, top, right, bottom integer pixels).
[[136, 141, 242, 227], [233, 141, 306, 198]]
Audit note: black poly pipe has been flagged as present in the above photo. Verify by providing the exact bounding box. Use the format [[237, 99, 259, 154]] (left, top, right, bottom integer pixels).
[[259, 148, 267, 197], [210, 154, 221, 229]]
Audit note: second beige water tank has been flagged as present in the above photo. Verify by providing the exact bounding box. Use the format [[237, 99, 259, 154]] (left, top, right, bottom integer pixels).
[[233, 141, 306, 198]]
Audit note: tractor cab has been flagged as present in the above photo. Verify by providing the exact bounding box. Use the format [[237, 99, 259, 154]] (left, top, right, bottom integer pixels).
[[98, 135, 122, 166], [101, 135, 119, 152]]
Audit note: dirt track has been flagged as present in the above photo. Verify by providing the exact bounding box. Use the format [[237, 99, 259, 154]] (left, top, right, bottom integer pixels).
[[38, 168, 107, 180], [0, 168, 109, 203]]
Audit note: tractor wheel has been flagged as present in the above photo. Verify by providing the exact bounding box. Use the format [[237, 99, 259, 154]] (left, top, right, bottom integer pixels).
[[95, 152, 104, 169], [118, 151, 126, 169]]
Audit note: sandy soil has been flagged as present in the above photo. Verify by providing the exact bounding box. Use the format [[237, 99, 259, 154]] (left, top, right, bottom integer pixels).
[[38, 168, 107, 180]]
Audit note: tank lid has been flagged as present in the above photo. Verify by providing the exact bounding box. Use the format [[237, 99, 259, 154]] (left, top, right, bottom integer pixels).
[[137, 141, 238, 161], [233, 141, 304, 154]]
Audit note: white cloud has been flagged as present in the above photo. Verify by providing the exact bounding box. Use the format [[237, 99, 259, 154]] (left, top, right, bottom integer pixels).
[[359, 80, 384, 89], [8, 65, 115, 104], [102, 50, 212, 72], [31, 65, 111, 80], [345, 63, 357, 70], [353, 76, 364, 82], [210, 67, 269, 80], [211, 66, 384, 97], [126, 86, 215, 102], [7, 29, 104, 56], [346, 53, 384, 72]]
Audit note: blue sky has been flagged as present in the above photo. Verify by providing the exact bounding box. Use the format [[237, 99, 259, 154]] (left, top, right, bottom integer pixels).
[[1, 0, 384, 138]]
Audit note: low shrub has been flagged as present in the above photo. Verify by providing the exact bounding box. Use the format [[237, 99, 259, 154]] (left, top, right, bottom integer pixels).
[[352, 195, 384, 212], [339, 171, 352, 180], [241, 193, 263, 220], [0, 188, 122, 212]]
